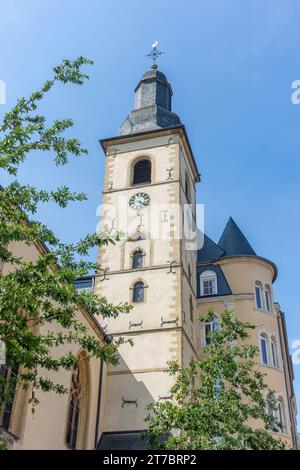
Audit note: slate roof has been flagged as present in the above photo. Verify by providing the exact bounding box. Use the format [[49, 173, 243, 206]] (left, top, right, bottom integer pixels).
[[218, 217, 256, 256], [197, 234, 225, 262], [97, 431, 148, 450], [119, 68, 181, 135]]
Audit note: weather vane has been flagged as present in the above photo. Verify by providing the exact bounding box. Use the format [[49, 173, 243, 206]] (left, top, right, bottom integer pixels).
[[146, 41, 164, 69]]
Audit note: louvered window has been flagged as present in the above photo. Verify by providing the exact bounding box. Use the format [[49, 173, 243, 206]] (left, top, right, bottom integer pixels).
[[133, 160, 151, 185]]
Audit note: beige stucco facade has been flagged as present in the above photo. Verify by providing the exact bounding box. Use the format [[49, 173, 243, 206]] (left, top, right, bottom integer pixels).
[[197, 256, 297, 447], [0, 240, 108, 450]]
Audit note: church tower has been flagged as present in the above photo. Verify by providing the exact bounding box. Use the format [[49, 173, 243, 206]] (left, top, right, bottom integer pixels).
[[95, 60, 200, 448]]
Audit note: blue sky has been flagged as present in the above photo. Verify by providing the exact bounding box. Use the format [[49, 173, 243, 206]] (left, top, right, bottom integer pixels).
[[1, 0, 300, 427]]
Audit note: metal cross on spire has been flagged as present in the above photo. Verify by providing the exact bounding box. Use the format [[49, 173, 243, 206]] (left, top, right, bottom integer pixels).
[[146, 41, 164, 69]]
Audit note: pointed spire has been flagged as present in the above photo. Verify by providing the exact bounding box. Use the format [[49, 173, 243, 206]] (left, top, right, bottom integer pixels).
[[218, 217, 256, 257]]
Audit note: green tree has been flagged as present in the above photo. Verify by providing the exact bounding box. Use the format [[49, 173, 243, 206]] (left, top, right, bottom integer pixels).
[[145, 310, 287, 450], [0, 57, 131, 414]]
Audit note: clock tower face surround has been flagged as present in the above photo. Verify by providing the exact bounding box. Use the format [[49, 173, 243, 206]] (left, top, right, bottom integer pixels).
[[129, 192, 151, 210]]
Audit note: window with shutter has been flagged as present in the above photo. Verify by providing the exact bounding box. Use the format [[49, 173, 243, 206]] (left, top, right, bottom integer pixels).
[[132, 159, 151, 185]]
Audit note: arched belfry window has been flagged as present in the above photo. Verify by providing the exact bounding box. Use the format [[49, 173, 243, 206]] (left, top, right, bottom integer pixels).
[[132, 159, 151, 185], [66, 354, 89, 449], [133, 281, 145, 302], [132, 250, 144, 269]]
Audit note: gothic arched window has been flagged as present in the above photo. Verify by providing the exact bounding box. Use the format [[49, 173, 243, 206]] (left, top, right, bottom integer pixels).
[[132, 250, 143, 269], [133, 281, 144, 302], [66, 355, 89, 449], [132, 159, 151, 185]]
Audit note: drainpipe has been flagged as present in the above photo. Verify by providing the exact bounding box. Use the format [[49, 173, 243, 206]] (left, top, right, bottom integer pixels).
[[94, 358, 104, 449], [277, 310, 297, 448]]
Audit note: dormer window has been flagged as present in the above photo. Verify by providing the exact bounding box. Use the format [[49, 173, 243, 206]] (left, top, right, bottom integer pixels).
[[200, 270, 217, 296], [132, 159, 151, 185]]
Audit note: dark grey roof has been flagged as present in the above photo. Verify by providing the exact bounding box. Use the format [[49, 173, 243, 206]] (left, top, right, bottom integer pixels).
[[119, 67, 181, 136], [218, 217, 256, 256], [97, 431, 148, 450], [197, 234, 225, 262]]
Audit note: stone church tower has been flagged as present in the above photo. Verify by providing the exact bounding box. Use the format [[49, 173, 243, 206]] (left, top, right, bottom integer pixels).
[[95, 65, 298, 449], [95, 65, 201, 448]]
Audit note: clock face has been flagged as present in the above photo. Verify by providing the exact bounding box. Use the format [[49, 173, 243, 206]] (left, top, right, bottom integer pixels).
[[129, 192, 151, 210]]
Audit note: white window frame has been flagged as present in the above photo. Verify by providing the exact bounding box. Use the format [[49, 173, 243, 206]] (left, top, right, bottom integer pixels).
[[200, 270, 218, 296], [204, 316, 219, 346], [255, 280, 264, 310], [277, 397, 287, 435], [265, 284, 273, 313], [259, 333, 269, 365], [270, 335, 279, 368]]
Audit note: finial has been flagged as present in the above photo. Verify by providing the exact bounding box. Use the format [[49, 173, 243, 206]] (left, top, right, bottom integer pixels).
[[146, 41, 164, 68]]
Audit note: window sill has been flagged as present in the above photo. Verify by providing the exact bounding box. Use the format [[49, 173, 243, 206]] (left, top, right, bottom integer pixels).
[[253, 307, 274, 315], [259, 362, 282, 373]]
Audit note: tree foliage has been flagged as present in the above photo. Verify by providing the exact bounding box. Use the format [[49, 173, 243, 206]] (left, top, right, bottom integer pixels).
[[0, 57, 131, 412], [146, 310, 287, 450]]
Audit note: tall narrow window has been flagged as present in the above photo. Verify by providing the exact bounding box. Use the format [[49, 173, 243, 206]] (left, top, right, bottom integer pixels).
[[132, 250, 143, 269], [133, 281, 144, 302], [267, 401, 277, 432], [204, 317, 218, 346], [132, 159, 151, 185], [277, 397, 286, 434], [259, 333, 269, 365], [0, 359, 19, 432], [66, 361, 81, 449], [255, 281, 263, 309], [265, 284, 272, 312], [270, 336, 279, 368], [189, 295, 194, 322], [66, 354, 89, 450], [200, 270, 217, 296], [188, 264, 192, 284], [185, 174, 191, 203]]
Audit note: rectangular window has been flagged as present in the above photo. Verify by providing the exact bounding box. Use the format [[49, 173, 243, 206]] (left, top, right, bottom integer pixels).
[[203, 279, 216, 296]]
